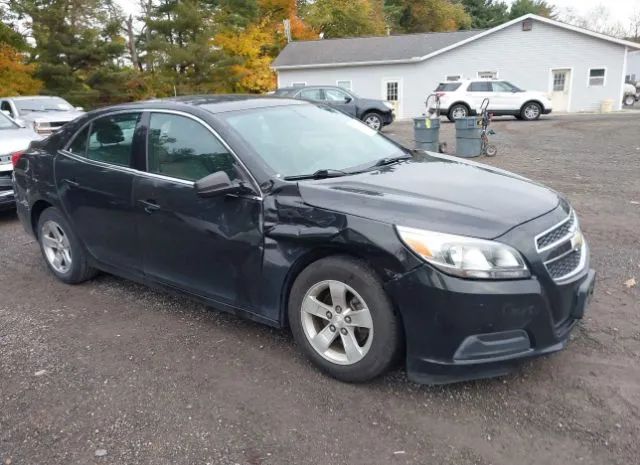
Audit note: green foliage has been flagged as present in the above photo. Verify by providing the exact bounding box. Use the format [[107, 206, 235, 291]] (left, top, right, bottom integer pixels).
[[302, 0, 386, 38], [387, 0, 472, 33], [0, 5, 27, 50], [508, 0, 556, 20], [460, 0, 508, 29]]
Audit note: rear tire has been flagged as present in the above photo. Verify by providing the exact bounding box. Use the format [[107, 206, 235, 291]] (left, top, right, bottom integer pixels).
[[288, 256, 402, 383], [37, 207, 97, 284], [447, 103, 469, 122]]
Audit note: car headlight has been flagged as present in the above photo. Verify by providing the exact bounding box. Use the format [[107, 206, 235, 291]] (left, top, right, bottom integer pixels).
[[396, 226, 530, 279], [383, 101, 395, 110], [34, 121, 50, 130]]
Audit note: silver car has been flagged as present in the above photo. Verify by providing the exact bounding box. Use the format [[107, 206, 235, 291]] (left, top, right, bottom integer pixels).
[[0, 111, 41, 210], [0, 96, 84, 136]]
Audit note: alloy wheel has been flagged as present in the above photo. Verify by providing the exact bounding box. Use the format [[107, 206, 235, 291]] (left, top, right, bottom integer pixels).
[[364, 115, 382, 130], [452, 106, 467, 119], [41, 220, 73, 274], [524, 104, 540, 120], [300, 280, 374, 365]]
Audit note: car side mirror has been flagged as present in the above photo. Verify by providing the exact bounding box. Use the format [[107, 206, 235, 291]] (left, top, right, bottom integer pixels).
[[195, 171, 243, 198], [344, 96, 353, 103]]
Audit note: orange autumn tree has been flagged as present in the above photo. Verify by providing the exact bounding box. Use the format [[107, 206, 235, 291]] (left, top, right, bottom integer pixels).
[[214, 0, 316, 93], [0, 43, 43, 96]]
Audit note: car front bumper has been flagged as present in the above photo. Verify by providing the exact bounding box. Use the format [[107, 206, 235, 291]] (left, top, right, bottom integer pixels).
[[385, 264, 595, 384], [0, 170, 15, 210]]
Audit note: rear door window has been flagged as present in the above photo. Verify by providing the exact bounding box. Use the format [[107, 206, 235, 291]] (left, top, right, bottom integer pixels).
[[86, 113, 141, 167], [298, 89, 323, 101], [467, 82, 491, 92], [435, 83, 462, 92], [67, 126, 90, 156]]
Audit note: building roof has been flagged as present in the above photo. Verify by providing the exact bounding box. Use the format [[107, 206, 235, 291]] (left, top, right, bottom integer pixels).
[[273, 14, 640, 70], [272, 29, 484, 69]]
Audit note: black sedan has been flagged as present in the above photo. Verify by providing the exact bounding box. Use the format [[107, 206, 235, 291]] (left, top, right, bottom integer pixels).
[[274, 86, 395, 130], [11, 96, 595, 384]]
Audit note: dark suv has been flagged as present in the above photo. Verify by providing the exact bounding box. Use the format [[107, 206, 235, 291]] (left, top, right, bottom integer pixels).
[[274, 86, 395, 130]]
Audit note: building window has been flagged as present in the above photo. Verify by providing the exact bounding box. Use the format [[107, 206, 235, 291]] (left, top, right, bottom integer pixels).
[[336, 80, 352, 91], [553, 72, 566, 91], [522, 19, 533, 31], [386, 81, 399, 101], [291, 82, 306, 88], [477, 71, 498, 79], [588, 68, 606, 87], [626, 74, 636, 83], [445, 75, 461, 81]]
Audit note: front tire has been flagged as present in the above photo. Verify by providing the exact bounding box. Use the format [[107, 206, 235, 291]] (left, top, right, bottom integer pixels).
[[624, 95, 636, 106], [362, 112, 383, 131], [447, 103, 469, 122], [288, 256, 402, 383], [521, 102, 542, 121], [37, 207, 97, 284]]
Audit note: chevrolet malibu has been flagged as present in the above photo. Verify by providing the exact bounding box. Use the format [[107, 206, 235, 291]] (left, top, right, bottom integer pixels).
[[12, 96, 595, 384]]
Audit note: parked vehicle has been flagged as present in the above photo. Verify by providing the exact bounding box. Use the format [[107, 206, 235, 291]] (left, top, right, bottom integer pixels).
[[274, 85, 395, 130], [623, 82, 639, 106], [12, 96, 595, 384], [0, 111, 41, 210], [0, 96, 84, 136], [435, 79, 553, 122]]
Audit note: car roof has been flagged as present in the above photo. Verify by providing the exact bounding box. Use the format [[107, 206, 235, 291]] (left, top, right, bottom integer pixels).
[[7, 95, 65, 100], [85, 94, 307, 117]]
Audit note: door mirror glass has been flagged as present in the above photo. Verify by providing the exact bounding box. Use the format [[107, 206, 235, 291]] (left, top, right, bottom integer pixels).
[[194, 171, 242, 198]]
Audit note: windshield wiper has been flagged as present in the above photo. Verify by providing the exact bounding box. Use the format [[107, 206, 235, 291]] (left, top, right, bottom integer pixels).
[[283, 169, 351, 181], [372, 154, 412, 167]]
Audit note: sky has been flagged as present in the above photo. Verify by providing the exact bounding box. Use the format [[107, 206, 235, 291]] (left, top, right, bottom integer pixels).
[[114, 0, 640, 28]]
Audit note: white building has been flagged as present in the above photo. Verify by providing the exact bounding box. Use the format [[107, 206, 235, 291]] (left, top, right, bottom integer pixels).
[[273, 14, 640, 118], [626, 50, 640, 83]]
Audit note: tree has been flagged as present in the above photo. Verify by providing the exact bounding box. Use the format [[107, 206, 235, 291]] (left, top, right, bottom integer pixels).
[[0, 4, 27, 50], [508, 0, 556, 20], [0, 43, 42, 95], [8, 0, 126, 106], [302, 0, 386, 38], [460, 0, 508, 29], [386, 0, 471, 34]]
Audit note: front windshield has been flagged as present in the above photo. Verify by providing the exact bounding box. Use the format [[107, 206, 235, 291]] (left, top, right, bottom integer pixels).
[[0, 112, 18, 129], [15, 97, 74, 112], [221, 104, 404, 178]]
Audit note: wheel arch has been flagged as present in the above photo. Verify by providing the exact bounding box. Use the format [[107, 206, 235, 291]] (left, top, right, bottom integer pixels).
[[30, 199, 54, 237], [278, 246, 390, 328], [520, 99, 545, 112]]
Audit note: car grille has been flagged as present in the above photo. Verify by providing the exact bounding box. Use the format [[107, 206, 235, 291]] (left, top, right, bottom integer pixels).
[[546, 248, 582, 279], [0, 154, 11, 164], [536, 212, 575, 250], [536, 211, 585, 282]]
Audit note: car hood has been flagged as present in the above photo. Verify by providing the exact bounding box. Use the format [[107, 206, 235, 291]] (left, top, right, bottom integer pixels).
[[20, 110, 84, 124], [0, 127, 41, 155], [297, 153, 560, 239]]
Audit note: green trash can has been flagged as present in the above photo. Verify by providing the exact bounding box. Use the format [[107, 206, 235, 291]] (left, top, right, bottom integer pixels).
[[413, 117, 440, 152], [455, 117, 482, 158]]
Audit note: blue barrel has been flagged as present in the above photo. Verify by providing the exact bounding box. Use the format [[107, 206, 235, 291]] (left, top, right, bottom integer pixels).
[[413, 117, 440, 152], [455, 117, 482, 158]]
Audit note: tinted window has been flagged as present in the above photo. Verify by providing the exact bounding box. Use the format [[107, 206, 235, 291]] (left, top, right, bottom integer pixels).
[[298, 89, 323, 100], [492, 81, 514, 92], [68, 126, 89, 155], [468, 82, 491, 92], [324, 88, 350, 102], [1, 101, 12, 114], [148, 113, 238, 182], [435, 83, 462, 92], [222, 105, 403, 178], [87, 113, 140, 167]]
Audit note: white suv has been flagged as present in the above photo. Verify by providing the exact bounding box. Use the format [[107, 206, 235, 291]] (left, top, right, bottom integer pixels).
[[435, 79, 552, 122]]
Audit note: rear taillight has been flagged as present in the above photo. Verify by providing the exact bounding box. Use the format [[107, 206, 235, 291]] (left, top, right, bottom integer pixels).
[[11, 151, 25, 167]]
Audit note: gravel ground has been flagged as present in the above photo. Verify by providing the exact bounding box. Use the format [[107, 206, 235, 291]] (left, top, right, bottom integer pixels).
[[1, 113, 639, 465]]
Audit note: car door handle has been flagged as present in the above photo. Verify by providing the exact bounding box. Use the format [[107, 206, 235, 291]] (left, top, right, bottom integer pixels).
[[62, 178, 80, 188], [139, 199, 161, 214]]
